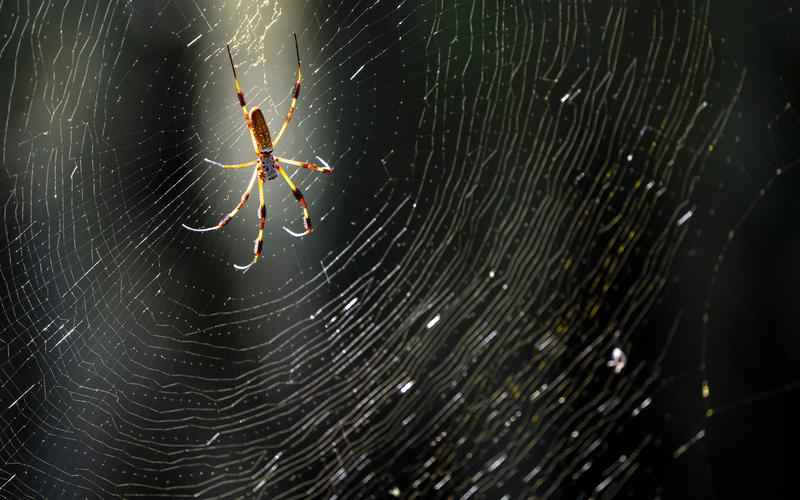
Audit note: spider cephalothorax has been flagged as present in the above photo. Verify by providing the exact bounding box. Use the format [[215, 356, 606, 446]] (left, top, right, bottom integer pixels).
[[183, 34, 333, 272]]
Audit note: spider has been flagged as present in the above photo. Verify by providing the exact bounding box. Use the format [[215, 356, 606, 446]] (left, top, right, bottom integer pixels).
[[183, 34, 333, 272]]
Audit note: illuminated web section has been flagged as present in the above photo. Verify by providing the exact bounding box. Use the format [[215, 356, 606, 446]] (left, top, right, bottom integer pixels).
[[0, 0, 798, 498]]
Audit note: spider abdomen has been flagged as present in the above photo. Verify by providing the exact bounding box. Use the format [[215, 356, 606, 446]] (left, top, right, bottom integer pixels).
[[249, 107, 273, 152]]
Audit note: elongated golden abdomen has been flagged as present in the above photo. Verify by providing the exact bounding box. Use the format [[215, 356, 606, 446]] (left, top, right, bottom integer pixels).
[[249, 107, 273, 153]]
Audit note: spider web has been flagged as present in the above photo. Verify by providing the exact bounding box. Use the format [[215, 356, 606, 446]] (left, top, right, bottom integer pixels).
[[1, 0, 798, 498]]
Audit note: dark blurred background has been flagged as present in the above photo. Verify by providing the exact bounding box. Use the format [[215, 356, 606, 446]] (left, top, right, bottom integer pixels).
[[0, 1, 798, 499]]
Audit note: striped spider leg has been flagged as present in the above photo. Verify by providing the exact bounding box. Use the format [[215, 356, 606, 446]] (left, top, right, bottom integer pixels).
[[274, 156, 333, 237], [274, 161, 312, 237], [274, 155, 334, 174], [233, 171, 267, 272], [181, 160, 259, 233], [272, 33, 302, 148]]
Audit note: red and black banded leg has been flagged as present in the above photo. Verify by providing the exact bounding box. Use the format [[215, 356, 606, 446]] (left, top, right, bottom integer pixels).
[[274, 155, 333, 174], [226, 43, 257, 143], [272, 33, 302, 148], [234, 173, 267, 271], [183, 168, 258, 233], [275, 163, 313, 238]]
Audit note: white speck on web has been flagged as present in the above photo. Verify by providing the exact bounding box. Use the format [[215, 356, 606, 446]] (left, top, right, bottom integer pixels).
[[677, 210, 694, 226], [350, 64, 366, 80], [0, 474, 15, 492], [607, 347, 627, 373], [8, 384, 36, 409], [205, 432, 220, 446], [186, 33, 203, 47], [344, 297, 358, 311], [49, 326, 77, 351]]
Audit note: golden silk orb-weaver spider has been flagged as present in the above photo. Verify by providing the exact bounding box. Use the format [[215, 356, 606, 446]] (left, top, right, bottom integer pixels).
[[182, 33, 333, 272]]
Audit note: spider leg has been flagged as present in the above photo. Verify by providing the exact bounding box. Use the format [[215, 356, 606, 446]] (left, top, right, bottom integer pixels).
[[204, 158, 259, 169], [234, 173, 267, 272], [274, 155, 333, 174], [182, 168, 258, 233], [275, 163, 313, 238], [271, 33, 302, 148], [226, 44, 254, 130]]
